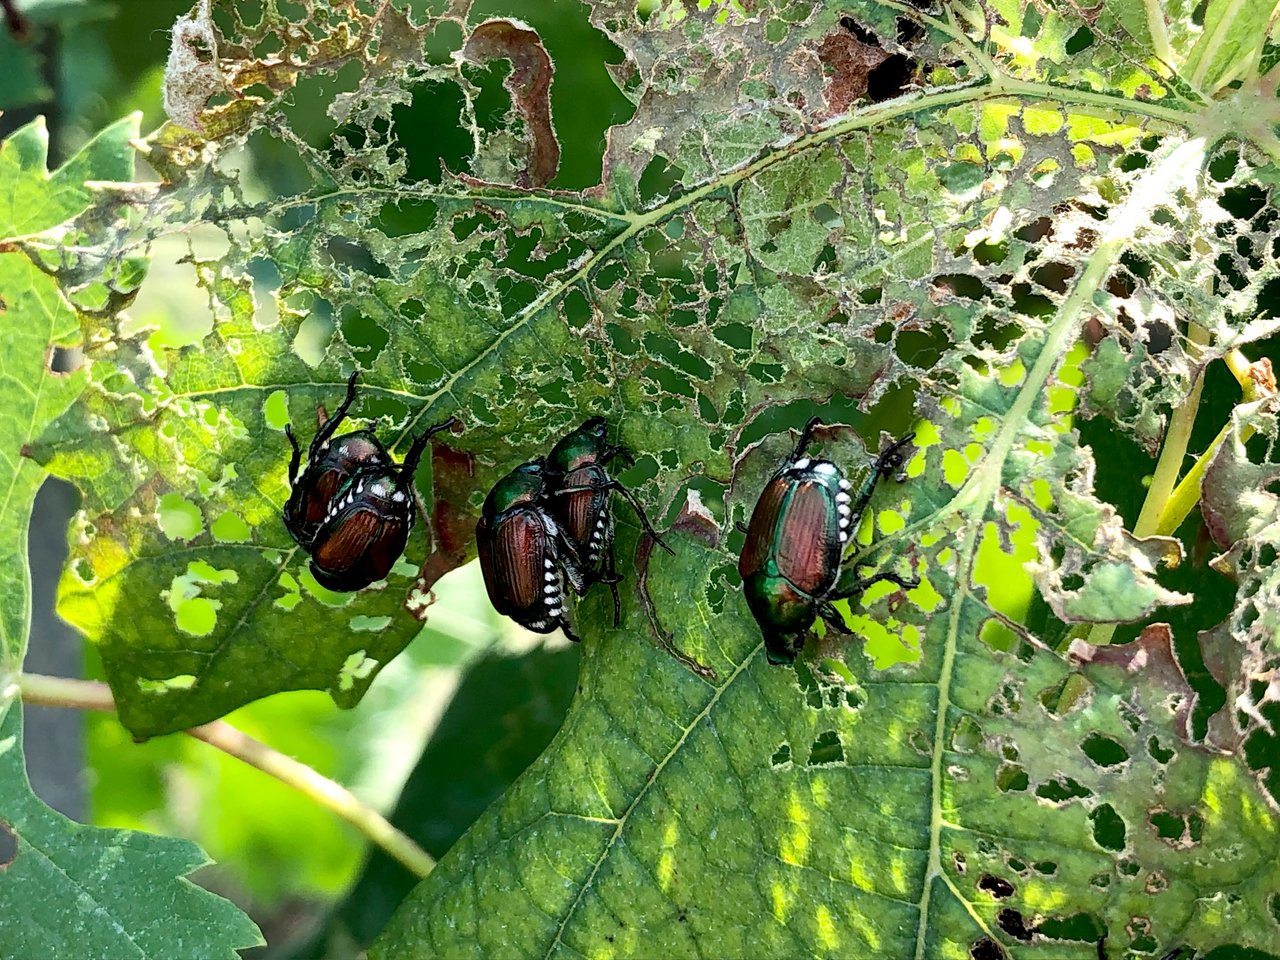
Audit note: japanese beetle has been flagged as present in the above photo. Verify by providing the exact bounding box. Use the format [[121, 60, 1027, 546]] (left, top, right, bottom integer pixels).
[[476, 458, 586, 640], [738, 417, 918, 665], [543, 417, 674, 625], [307, 416, 458, 592], [284, 371, 392, 549]]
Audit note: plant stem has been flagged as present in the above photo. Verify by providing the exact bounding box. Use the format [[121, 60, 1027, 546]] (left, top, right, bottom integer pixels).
[[1154, 348, 1275, 536], [1084, 313, 1212, 648], [1133, 323, 1211, 538], [18, 673, 434, 879]]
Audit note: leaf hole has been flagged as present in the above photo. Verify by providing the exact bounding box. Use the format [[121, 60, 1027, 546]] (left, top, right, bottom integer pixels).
[[1089, 803, 1126, 851], [1149, 809, 1185, 842], [932, 273, 989, 300], [969, 938, 1006, 960], [1011, 281, 1054, 318], [771, 743, 791, 768], [1030, 261, 1075, 294], [638, 155, 685, 206], [1035, 776, 1091, 803], [1065, 26, 1094, 54], [995, 763, 1028, 793], [1036, 913, 1104, 942], [807, 730, 844, 766], [1016, 216, 1053, 243], [1147, 735, 1175, 764], [1081, 733, 1129, 767], [0, 820, 15, 868], [866, 54, 912, 103], [49, 345, 83, 374], [978, 874, 1015, 899], [996, 907, 1033, 941], [72, 557, 96, 585]]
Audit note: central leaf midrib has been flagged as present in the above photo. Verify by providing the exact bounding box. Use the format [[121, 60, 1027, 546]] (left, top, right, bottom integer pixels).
[[910, 136, 1209, 955]]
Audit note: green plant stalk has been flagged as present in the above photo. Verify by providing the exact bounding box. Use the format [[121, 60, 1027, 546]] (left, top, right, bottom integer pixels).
[[1085, 325, 1211, 647], [1136, 322, 1213, 537], [1154, 348, 1268, 535], [18, 672, 435, 879], [1086, 341, 1262, 644]]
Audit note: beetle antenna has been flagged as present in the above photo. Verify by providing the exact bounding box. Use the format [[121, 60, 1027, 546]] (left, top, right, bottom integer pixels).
[[311, 370, 361, 457], [399, 416, 459, 485], [790, 416, 824, 461]]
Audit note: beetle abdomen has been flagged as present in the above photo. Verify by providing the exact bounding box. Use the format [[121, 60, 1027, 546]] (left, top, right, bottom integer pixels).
[[558, 465, 601, 551]]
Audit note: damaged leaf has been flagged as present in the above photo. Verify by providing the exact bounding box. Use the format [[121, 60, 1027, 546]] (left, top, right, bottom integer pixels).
[[9, 0, 1280, 955]]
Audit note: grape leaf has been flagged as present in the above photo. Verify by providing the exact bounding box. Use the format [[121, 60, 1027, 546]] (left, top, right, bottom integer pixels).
[[0, 112, 261, 959], [296, 643, 579, 955], [0, 701, 263, 958], [19, 0, 1280, 955], [0, 114, 128, 666]]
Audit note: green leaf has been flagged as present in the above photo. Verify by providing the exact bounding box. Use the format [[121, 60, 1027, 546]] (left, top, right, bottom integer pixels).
[[22, 0, 1280, 954], [0, 700, 263, 958], [1182, 0, 1278, 94], [0, 107, 257, 960], [299, 643, 579, 954], [0, 114, 138, 668]]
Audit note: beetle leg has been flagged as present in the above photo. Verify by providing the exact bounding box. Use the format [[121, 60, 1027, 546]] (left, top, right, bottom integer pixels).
[[838, 432, 916, 537], [558, 616, 582, 644], [398, 416, 459, 486], [818, 603, 854, 636], [553, 534, 588, 594], [788, 416, 824, 463], [310, 370, 361, 459], [285, 424, 303, 484], [833, 569, 920, 600], [599, 443, 636, 469], [582, 480, 676, 556]]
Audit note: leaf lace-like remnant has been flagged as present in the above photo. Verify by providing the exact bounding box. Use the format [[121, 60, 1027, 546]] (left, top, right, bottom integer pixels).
[[8, 0, 1280, 954]]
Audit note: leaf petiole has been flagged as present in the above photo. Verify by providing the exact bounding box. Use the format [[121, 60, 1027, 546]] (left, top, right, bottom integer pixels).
[[18, 672, 435, 879]]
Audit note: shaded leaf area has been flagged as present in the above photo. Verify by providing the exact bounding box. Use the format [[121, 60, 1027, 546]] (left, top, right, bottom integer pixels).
[[291, 644, 579, 956], [1078, 143, 1280, 452], [12, 0, 1280, 953], [1198, 395, 1280, 804], [0, 702, 263, 958]]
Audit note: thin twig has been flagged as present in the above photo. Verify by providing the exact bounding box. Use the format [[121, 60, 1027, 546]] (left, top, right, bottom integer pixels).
[[18, 673, 434, 879]]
